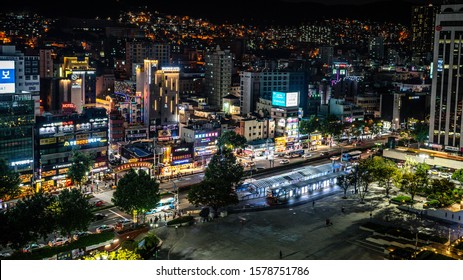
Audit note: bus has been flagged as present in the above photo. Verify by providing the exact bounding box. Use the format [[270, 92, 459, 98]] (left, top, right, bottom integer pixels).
[[341, 150, 362, 161], [284, 149, 305, 158], [145, 196, 176, 215]]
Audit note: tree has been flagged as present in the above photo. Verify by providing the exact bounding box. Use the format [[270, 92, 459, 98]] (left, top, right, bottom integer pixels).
[[410, 122, 429, 148], [427, 178, 456, 207], [67, 151, 94, 191], [55, 188, 93, 239], [3, 192, 56, 249], [319, 114, 343, 146], [84, 249, 142, 260], [369, 156, 399, 198], [399, 171, 421, 204], [451, 169, 463, 186], [356, 159, 373, 203], [217, 130, 247, 150], [0, 158, 21, 201], [112, 169, 160, 223], [299, 115, 319, 148], [188, 148, 243, 215], [337, 174, 354, 199]]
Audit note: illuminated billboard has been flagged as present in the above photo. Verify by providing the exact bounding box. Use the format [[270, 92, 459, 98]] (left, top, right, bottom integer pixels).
[[272, 91, 299, 107], [272, 92, 286, 107], [0, 60, 15, 94]]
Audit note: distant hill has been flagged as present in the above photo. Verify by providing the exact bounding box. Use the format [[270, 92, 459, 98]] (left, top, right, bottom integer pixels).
[[5, 0, 438, 26]]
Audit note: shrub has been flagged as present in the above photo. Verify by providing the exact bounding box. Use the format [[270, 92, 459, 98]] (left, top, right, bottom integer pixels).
[[423, 199, 439, 208], [391, 195, 412, 204], [167, 215, 194, 226]]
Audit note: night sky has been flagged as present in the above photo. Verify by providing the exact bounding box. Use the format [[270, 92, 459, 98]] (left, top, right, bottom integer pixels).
[[5, 0, 442, 25]]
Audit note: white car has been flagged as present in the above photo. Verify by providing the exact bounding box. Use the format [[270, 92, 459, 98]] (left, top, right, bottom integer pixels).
[[302, 153, 312, 158], [279, 159, 290, 164]]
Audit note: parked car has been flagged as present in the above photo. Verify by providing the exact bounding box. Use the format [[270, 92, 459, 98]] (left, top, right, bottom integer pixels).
[[72, 231, 92, 241], [302, 153, 312, 158], [94, 200, 105, 207], [115, 219, 134, 230], [22, 243, 46, 253], [95, 224, 114, 233], [279, 159, 290, 164], [93, 213, 107, 221], [48, 237, 69, 247]]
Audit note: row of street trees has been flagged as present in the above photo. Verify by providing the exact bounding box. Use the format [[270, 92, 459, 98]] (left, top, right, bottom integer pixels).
[[0, 189, 93, 249], [337, 156, 463, 208]]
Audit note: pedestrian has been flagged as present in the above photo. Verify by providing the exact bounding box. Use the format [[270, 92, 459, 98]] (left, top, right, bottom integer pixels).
[[154, 216, 159, 223], [369, 212, 372, 219], [150, 218, 153, 224], [164, 213, 167, 221], [341, 207, 345, 213], [312, 200, 315, 207], [279, 250, 283, 259]]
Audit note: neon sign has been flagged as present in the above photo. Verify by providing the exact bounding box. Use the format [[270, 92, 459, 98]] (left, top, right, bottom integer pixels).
[[64, 137, 102, 146]]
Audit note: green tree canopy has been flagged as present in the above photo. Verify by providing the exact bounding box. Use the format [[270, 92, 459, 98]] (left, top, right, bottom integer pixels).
[[55, 188, 93, 238], [2, 192, 56, 249], [67, 151, 94, 191], [217, 130, 247, 150], [188, 148, 243, 214], [84, 248, 142, 260], [368, 156, 399, 197], [451, 169, 463, 186], [112, 169, 160, 223], [410, 122, 429, 148], [0, 157, 21, 201], [299, 115, 319, 141], [427, 178, 457, 207]]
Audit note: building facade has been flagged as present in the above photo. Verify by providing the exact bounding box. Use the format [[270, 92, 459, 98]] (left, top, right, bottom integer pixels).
[[428, 3, 463, 152]]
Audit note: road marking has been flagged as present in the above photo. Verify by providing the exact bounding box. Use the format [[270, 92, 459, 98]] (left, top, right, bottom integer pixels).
[[108, 209, 127, 219]]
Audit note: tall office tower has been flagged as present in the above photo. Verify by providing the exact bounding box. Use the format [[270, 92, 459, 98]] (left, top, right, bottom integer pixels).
[[61, 57, 96, 113], [428, 3, 463, 152], [205, 46, 233, 109], [369, 37, 384, 61], [152, 43, 171, 69], [240, 69, 308, 116], [39, 49, 54, 78], [411, 4, 439, 64], [320, 46, 334, 66], [0, 45, 39, 188], [126, 40, 171, 80], [140, 59, 158, 128], [150, 67, 180, 126]]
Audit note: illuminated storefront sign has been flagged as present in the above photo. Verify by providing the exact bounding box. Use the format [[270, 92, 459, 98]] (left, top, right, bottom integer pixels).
[[272, 91, 299, 107], [114, 162, 153, 173], [0, 60, 15, 94], [64, 137, 103, 146], [10, 159, 33, 167]]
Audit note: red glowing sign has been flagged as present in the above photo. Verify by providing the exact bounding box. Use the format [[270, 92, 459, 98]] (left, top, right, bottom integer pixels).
[[62, 103, 76, 109]]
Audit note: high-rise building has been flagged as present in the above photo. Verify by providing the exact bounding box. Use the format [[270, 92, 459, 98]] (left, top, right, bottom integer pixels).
[[126, 40, 171, 80], [39, 49, 54, 78], [60, 56, 96, 113], [411, 4, 438, 64], [320, 46, 334, 66], [240, 70, 307, 116], [428, 3, 463, 152], [0, 46, 40, 188], [150, 67, 180, 126], [205, 46, 232, 109], [369, 37, 384, 61]]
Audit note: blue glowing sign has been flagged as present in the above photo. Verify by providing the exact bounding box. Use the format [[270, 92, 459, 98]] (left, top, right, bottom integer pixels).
[[272, 92, 286, 107], [0, 61, 15, 94]]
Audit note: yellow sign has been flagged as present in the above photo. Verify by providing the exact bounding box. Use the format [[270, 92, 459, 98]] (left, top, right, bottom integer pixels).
[[114, 162, 153, 173], [40, 138, 57, 145]]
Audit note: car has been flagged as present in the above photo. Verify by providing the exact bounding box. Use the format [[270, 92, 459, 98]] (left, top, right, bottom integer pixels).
[[321, 152, 330, 156], [302, 153, 312, 158], [284, 154, 292, 159], [95, 224, 114, 233], [94, 200, 105, 207], [93, 213, 107, 221], [279, 159, 290, 164], [48, 237, 69, 247], [22, 243, 46, 253], [72, 231, 92, 240], [115, 219, 134, 230]]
